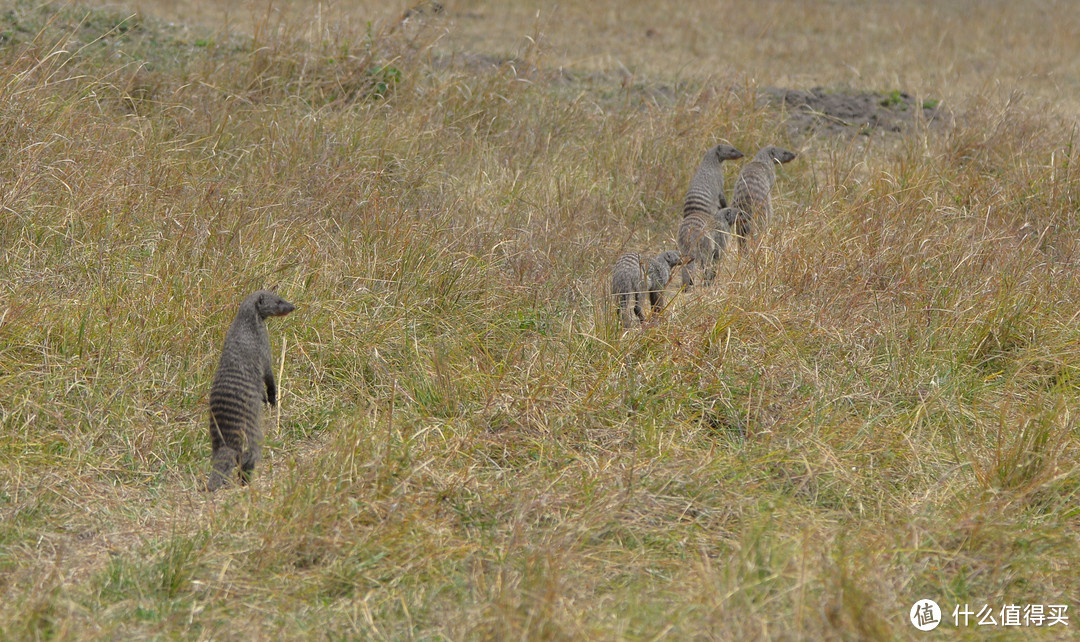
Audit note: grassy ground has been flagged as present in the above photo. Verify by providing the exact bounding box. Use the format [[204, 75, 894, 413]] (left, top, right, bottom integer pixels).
[[2, 0, 1080, 638]]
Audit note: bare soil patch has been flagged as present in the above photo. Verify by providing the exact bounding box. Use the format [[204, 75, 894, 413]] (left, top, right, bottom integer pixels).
[[764, 87, 946, 137]]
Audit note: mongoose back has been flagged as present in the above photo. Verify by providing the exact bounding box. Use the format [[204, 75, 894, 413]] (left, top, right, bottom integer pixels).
[[682, 144, 745, 218], [206, 289, 295, 491], [731, 145, 797, 250], [611, 250, 682, 328], [677, 207, 739, 288]]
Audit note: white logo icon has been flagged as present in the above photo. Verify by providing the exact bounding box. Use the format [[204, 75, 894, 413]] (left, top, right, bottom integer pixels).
[[911, 600, 942, 631]]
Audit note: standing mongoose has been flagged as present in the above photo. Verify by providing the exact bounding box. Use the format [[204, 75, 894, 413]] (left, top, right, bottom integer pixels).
[[683, 144, 745, 218], [730, 145, 797, 251], [677, 207, 739, 288], [612, 250, 683, 328], [206, 289, 295, 491]]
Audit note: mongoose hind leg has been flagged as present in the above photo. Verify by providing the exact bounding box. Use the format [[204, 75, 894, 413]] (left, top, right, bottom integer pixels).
[[703, 264, 719, 286], [681, 265, 694, 290], [633, 293, 646, 324], [735, 216, 751, 253], [649, 290, 664, 316], [239, 442, 262, 485], [616, 293, 633, 328], [206, 446, 240, 491]]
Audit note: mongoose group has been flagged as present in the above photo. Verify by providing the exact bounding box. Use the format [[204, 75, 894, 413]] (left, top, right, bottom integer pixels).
[[613, 142, 797, 327], [204, 143, 794, 488]]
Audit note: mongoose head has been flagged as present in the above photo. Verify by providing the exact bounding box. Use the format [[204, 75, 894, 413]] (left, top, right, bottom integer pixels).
[[249, 289, 295, 319], [720, 207, 739, 226], [655, 250, 683, 268], [710, 144, 745, 163], [757, 145, 797, 165]]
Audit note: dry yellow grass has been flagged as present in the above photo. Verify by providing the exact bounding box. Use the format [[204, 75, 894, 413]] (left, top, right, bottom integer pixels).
[[1, 0, 1079, 639]]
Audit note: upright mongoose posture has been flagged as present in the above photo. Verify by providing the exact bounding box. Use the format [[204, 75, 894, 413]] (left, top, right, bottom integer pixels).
[[730, 145, 797, 251], [678, 207, 739, 288], [611, 250, 683, 328], [683, 144, 745, 218], [206, 289, 295, 491]]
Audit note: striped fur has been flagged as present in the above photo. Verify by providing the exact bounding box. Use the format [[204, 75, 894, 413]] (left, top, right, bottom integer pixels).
[[611, 250, 682, 328], [206, 289, 295, 491], [682, 144, 744, 219], [678, 207, 738, 288], [731, 145, 797, 251]]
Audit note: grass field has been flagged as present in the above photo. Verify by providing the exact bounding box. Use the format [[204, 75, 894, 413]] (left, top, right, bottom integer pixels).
[[2, 0, 1080, 638]]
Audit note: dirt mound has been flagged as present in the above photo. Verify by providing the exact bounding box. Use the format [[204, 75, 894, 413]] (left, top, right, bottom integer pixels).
[[763, 87, 945, 137]]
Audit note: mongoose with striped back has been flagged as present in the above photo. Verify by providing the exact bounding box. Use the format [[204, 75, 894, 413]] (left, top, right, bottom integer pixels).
[[206, 289, 295, 491], [612, 250, 683, 328], [730, 145, 797, 251], [682, 144, 745, 219], [677, 207, 739, 288]]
